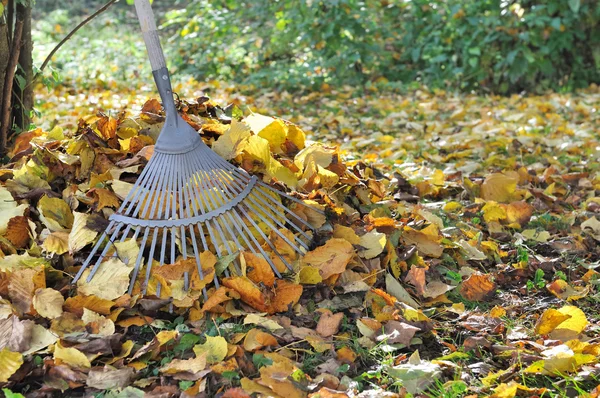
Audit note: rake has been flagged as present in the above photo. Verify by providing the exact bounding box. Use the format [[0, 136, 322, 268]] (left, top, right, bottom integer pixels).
[[72, 0, 323, 299]]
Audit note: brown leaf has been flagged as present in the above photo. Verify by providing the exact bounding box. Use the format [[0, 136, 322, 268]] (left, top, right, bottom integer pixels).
[[316, 310, 344, 338], [4, 216, 30, 249], [86, 367, 135, 390]]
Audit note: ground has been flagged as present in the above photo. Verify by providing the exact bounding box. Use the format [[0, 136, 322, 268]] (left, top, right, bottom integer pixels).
[[1, 77, 600, 398]]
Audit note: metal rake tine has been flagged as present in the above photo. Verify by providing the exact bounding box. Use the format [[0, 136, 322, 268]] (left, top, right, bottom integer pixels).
[[174, 155, 191, 290], [116, 152, 164, 214], [129, 227, 151, 295], [188, 153, 241, 275], [85, 223, 125, 282], [221, 161, 319, 232], [206, 160, 312, 248], [73, 220, 116, 283], [203, 156, 309, 252], [124, 153, 165, 216], [235, 203, 295, 271], [194, 163, 286, 276], [200, 155, 299, 270], [180, 154, 209, 299], [141, 154, 174, 295]]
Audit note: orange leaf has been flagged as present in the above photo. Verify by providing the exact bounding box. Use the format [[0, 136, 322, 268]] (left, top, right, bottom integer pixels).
[[245, 252, 275, 288], [222, 277, 269, 312], [63, 295, 115, 316], [302, 238, 354, 280], [269, 280, 303, 314], [201, 287, 240, 313], [460, 273, 496, 301], [243, 328, 279, 352], [316, 310, 344, 337]]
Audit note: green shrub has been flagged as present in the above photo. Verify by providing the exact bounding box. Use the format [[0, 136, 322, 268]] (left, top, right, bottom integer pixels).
[[162, 0, 600, 93]]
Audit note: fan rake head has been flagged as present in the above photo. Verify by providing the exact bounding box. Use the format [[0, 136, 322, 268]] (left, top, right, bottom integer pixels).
[[73, 138, 323, 300]]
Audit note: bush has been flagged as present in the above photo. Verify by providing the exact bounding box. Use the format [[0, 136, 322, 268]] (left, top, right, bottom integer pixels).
[[163, 0, 599, 93]]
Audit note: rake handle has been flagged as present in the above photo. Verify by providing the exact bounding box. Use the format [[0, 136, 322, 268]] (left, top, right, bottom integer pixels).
[[134, 0, 167, 71]]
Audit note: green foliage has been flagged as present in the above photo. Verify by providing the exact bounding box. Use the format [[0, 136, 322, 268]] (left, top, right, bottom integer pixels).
[[164, 0, 600, 92]]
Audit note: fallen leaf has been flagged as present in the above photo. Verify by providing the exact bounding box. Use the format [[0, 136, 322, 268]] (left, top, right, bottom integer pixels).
[[302, 238, 354, 280], [193, 335, 228, 364], [0, 348, 23, 382], [33, 288, 64, 319], [316, 310, 344, 337], [460, 273, 496, 301]]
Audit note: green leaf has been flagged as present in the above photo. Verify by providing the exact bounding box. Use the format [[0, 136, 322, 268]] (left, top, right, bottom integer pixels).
[[3, 389, 25, 398], [568, 0, 580, 13], [215, 251, 239, 276]]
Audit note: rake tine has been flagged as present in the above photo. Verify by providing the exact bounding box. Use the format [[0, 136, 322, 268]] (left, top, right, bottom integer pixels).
[[73, 220, 116, 283], [86, 223, 125, 282], [124, 153, 165, 216], [140, 155, 173, 294], [129, 227, 150, 294], [221, 161, 318, 233], [199, 156, 299, 270], [236, 204, 295, 271], [194, 162, 284, 276], [180, 154, 208, 299], [206, 161, 311, 249], [116, 152, 164, 214], [258, 179, 326, 215], [142, 227, 160, 295]]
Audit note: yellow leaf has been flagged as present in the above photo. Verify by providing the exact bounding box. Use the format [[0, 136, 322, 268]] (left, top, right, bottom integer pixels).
[[54, 341, 91, 369], [82, 308, 115, 336], [482, 201, 507, 223], [38, 195, 74, 232], [256, 118, 287, 154], [333, 224, 361, 245], [193, 335, 228, 364], [555, 305, 588, 334], [77, 258, 133, 300], [480, 172, 518, 203], [535, 308, 571, 335], [68, 212, 98, 254], [302, 238, 354, 280], [359, 230, 386, 259], [22, 324, 59, 356], [212, 119, 252, 160], [33, 288, 64, 319], [286, 124, 306, 150], [298, 266, 323, 285], [547, 280, 589, 302], [42, 231, 70, 255], [0, 348, 23, 382], [160, 354, 207, 375]]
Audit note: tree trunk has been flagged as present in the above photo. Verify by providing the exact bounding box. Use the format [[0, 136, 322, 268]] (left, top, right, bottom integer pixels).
[[0, 25, 8, 107], [14, 2, 33, 133]]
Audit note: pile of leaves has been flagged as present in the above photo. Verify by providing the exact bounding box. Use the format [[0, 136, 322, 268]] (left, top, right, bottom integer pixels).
[[1, 82, 600, 397]]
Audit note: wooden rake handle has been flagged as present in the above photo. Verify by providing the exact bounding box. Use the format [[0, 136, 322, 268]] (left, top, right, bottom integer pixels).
[[134, 0, 167, 71]]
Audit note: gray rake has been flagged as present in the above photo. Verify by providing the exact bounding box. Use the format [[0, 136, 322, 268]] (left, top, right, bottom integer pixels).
[[71, 0, 323, 300]]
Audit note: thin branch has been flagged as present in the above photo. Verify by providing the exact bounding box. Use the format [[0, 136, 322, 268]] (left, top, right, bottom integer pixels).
[[0, 18, 24, 156], [38, 0, 118, 74]]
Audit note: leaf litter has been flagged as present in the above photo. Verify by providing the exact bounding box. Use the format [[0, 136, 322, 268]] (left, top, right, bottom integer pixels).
[[0, 81, 599, 397]]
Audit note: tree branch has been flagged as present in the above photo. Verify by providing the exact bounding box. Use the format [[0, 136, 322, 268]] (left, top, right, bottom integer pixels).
[[0, 17, 23, 156], [38, 0, 118, 74]]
